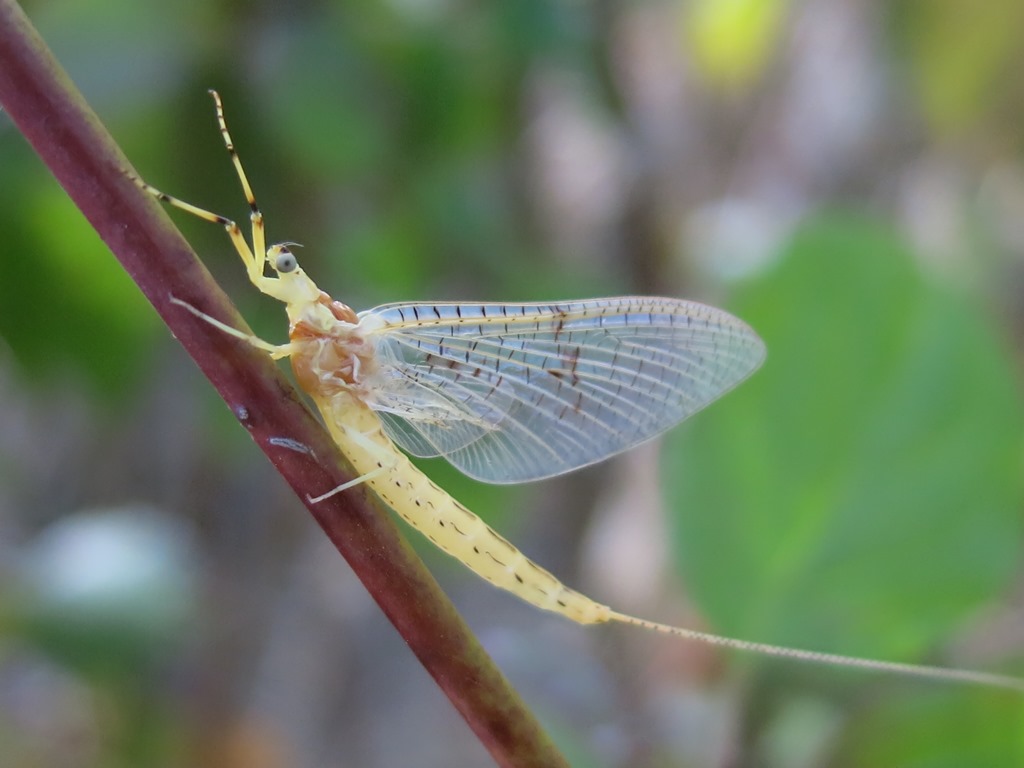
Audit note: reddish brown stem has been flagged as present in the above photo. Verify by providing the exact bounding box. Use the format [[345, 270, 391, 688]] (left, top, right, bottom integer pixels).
[[0, 2, 569, 766]]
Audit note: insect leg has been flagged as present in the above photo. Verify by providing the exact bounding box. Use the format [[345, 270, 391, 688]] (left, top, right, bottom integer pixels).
[[307, 468, 390, 503], [130, 91, 282, 297], [208, 90, 268, 279], [307, 426, 400, 503], [130, 174, 267, 287], [169, 296, 295, 359]]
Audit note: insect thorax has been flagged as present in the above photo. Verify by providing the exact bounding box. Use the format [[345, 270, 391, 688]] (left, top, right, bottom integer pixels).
[[289, 311, 378, 401]]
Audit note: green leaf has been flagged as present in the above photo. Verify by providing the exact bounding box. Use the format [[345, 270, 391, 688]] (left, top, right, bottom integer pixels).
[[831, 686, 1024, 767], [664, 214, 1023, 665]]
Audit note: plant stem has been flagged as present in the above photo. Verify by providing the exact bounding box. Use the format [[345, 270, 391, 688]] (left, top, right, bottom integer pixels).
[[0, 2, 569, 765]]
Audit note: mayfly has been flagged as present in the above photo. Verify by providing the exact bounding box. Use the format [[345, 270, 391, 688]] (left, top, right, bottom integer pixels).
[[133, 91, 1022, 692]]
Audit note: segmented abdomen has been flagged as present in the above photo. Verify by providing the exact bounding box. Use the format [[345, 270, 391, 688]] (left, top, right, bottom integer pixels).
[[314, 390, 611, 624]]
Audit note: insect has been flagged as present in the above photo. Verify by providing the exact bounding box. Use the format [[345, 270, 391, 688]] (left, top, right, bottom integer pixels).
[[133, 91, 1023, 692]]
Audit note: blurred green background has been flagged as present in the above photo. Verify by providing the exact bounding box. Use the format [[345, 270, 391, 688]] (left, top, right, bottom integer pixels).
[[2, 0, 1023, 766]]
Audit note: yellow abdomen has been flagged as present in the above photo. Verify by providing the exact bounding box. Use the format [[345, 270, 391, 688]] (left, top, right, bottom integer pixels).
[[314, 390, 611, 625]]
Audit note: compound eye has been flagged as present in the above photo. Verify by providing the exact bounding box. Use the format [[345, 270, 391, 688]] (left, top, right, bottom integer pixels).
[[275, 249, 298, 273]]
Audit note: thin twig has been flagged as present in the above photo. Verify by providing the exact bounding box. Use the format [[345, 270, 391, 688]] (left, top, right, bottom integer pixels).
[[0, 2, 569, 766]]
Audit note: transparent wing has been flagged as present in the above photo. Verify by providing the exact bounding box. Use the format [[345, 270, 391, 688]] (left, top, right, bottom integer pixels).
[[356, 297, 765, 484]]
